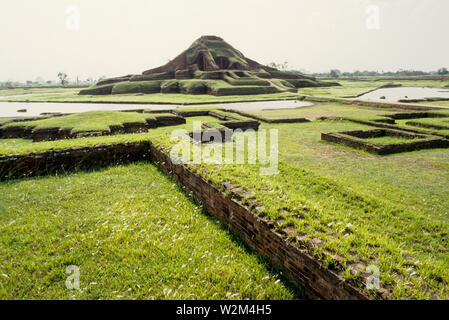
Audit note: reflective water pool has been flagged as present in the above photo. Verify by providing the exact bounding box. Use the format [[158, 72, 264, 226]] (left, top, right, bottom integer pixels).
[[0, 99, 313, 117], [357, 87, 449, 102]]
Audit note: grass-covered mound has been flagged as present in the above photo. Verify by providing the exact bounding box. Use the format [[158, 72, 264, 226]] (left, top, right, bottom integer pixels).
[[79, 36, 339, 96], [0, 162, 297, 299]]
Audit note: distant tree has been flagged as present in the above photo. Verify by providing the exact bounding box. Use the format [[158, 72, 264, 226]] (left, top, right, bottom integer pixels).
[[438, 67, 449, 75], [280, 60, 289, 71], [267, 62, 281, 69], [35, 76, 45, 84], [330, 69, 341, 78], [267, 61, 289, 71], [58, 72, 68, 86]]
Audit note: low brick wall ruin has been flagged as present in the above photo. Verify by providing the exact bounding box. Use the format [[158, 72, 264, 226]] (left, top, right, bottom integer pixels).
[[321, 129, 449, 155], [0, 142, 151, 180], [149, 143, 368, 300]]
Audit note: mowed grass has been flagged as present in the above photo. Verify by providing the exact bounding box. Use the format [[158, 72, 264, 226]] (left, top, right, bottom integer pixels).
[[0, 162, 298, 300]]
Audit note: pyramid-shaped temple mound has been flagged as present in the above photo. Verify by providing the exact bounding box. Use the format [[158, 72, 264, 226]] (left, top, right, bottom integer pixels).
[[79, 36, 339, 96]]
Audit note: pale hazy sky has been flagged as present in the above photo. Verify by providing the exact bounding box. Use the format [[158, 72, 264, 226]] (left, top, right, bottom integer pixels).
[[1, 0, 448, 82]]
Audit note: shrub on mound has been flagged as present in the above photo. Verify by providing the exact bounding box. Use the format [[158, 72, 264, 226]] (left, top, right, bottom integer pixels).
[[111, 81, 162, 94], [79, 84, 115, 95]]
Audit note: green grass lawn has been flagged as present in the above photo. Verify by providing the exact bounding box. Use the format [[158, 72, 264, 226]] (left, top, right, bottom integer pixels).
[[0, 111, 174, 134], [0, 162, 298, 299]]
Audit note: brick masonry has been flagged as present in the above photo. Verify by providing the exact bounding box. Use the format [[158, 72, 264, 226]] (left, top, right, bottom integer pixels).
[[0, 142, 151, 180], [321, 129, 449, 155]]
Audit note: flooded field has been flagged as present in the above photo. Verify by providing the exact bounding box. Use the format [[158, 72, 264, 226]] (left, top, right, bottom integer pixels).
[[0, 99, 313, 117], [358, 87, 449, 102]]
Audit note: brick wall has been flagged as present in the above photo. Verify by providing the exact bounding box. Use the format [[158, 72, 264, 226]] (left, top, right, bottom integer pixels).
[[0, 142, 151, 180], [149, 143, 368, 300]]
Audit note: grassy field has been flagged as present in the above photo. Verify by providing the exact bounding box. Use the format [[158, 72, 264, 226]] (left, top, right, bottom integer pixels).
[[0, 162, 298, 299], [1, 102, 449, 299]]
